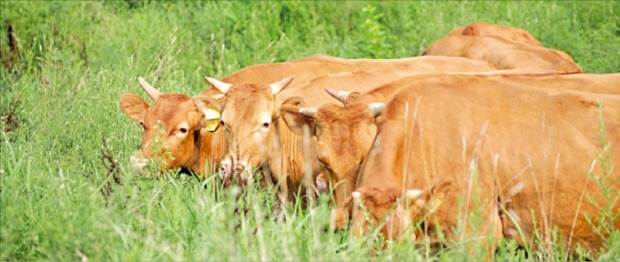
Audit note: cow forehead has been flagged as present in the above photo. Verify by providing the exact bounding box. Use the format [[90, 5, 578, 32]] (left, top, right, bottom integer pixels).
[[226, 84, 274, 99], [222, 85, 276, 121], [143, 95, 197, 126], [317, 103, 372, 123]]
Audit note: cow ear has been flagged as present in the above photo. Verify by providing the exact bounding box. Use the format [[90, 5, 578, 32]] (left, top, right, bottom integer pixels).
[[270, 76, 295, 95], [406, 181, 451, 214], [280, 96, 317, 136], [193, 95, 223, 132], [462, 23, 478, 36], [281, 105, 317, 136], [120, 93, 149, 122]]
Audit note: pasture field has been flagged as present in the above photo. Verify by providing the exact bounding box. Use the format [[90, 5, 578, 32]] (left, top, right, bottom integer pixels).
[[1, 1, 619, 260]]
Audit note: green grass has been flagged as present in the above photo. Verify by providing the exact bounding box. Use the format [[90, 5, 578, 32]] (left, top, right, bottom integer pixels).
[[1, 1, 619, 260]]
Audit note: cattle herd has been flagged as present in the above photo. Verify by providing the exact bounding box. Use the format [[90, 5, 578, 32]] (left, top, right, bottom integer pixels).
[[119, 22, 619, 258]]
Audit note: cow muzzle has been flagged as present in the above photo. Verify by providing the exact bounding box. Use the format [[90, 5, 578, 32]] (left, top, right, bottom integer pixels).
[[130, 153, 148, 169], [219, 159, 250, 187]]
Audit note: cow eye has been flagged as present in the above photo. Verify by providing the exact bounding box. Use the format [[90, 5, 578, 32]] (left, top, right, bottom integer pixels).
[[179, 127, 188, 134], [262, 122, 270, 128], [139, 121, 145, 129]]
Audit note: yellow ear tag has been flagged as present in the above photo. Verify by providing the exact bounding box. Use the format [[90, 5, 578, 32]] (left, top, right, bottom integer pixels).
[[203, 108, 221, 132]]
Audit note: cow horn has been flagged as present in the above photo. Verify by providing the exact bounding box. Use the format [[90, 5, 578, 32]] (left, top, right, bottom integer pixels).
[[325, 88, 350, 104], [406, 189, 423, 200], [138, 77, 161, 100], [299, 107, 317, 117], [368, 103, 385, 117], [204, 77, 232, 94], [271, 76, 295, 95], [210, 94, 225, 100]]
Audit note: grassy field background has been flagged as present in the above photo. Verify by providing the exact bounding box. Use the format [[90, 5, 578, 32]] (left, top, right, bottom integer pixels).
[[1, 1, 619, 260]]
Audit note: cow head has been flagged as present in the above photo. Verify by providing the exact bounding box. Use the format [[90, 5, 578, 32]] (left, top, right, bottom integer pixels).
[[281, 88, 384, 207], [119, 77, 222, 174], [203, 76, 295, 183], [342, 181, 452, 241]]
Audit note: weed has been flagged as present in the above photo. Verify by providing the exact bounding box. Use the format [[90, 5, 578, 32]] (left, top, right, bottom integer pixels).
[[100, 135, 122, 199], [0, 95, 21, 142], [358, 4, 393, 59], [584, 101, 620, 260], [1, 20, 20, 76]]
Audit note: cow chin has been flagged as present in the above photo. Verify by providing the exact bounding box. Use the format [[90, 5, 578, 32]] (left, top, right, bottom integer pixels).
[[220, 159, 253, 188]]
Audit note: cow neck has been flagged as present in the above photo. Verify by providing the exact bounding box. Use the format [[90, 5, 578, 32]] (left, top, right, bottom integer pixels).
[[333, 160, 363, 208], [189, 129, 203, 175], [191, 128, 226, 178]]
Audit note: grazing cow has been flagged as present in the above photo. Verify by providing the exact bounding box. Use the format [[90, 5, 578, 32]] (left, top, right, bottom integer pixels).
[[119, 78, 226, 178], [449, 22, 543, 47], [283, 72, 619, 225], [343, 74, 619, 257], [421, 35, 581, 73], [201, 56, 497, 203]]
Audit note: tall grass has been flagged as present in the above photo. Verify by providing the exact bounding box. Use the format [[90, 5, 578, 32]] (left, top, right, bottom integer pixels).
[[1, 1, 618, 260]]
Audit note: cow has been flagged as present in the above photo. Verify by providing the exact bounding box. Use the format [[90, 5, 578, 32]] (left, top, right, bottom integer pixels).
[[200, 56, 498, 204], [119, 78, 226, 179], [119, 55, 495, 179], [340, 74, 619, 258], [421, 35, 581, 73], [282, 72, 619, 226], [449, 22, 543, 47]]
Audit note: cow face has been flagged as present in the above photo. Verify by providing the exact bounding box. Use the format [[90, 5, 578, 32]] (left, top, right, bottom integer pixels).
[[204, 76, 294, 182], [119, 78, 220, 173], [281, 97, 384, 207], [344, 182, 451, 241]]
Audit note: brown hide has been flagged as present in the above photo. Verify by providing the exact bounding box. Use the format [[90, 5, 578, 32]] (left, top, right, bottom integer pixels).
[[494, 73, 620, 94], [421, 35, 581, 73], [291, 73, 619, 221], [449, 22, 543, 47], [352, 74, 620, 256], [208, 54, 496, 92]]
